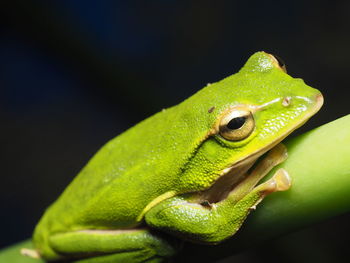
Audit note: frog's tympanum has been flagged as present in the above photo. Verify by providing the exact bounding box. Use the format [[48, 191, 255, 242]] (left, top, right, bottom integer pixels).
[[22, 52, 323, 263]]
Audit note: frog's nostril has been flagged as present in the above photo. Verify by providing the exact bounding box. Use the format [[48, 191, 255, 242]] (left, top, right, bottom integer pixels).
[[282, 97, 292, 107]]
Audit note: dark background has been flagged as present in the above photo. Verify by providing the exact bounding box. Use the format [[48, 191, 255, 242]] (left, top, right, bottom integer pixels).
[[1, 1, 349, 262]]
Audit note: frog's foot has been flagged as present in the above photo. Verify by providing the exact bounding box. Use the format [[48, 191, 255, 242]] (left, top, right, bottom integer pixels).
[[247, 168, 291, 210], [227, 143, 290, 202], [20, 248, 41, 259], [200, 143, 289, 204], [45, 228, 177, 263]]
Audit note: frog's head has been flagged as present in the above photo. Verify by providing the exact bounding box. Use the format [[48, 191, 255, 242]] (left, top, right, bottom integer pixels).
[[177, 52, 323, 201]]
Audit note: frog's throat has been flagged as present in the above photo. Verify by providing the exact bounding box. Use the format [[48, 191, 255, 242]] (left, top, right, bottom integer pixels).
[[199, 93, 323, 204]]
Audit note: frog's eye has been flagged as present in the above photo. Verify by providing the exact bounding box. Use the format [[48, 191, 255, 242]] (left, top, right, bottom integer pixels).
[[219, 109, 255, 141], [268, 53, 287, 73], [274, 55, 287, 73]]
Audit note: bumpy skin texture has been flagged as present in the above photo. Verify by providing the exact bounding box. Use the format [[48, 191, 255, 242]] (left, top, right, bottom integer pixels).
[[32, 52, 322, 262]]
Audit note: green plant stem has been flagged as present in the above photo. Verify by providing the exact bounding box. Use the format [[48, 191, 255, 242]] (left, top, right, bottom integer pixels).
[[1, 115, 350, 263], [179, 114, 350, 262]]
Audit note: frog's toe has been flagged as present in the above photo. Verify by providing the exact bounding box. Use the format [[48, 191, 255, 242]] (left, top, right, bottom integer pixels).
[[259, 168, 291, 193], [20, 248, 41, 259]]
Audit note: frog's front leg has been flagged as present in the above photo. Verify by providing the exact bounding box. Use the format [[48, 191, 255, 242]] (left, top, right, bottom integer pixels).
[[145, 144, 291, 243], [46, 228, 177, 263]]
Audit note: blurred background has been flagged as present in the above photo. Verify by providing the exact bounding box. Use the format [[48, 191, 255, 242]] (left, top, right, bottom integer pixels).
[[1, 1, 349, 262]]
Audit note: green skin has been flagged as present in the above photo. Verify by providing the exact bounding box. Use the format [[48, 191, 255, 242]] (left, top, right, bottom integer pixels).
[[28, 52, 323, 263]]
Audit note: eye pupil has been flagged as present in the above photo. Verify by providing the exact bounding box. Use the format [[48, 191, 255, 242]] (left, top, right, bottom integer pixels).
[[219, 109, 255, 141], [227, 117, 246, 130]]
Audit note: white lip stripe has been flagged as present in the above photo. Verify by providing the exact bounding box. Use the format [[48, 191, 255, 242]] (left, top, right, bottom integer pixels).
[[250, 98, 281, 112]]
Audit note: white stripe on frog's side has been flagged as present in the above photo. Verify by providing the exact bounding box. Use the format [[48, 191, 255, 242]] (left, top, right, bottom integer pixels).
[[77, 228, 147, 235], [137, 191, 177, 222]]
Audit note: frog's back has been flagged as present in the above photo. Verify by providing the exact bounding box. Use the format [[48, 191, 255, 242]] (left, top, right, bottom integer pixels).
[[34, 95, 213, 239]]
